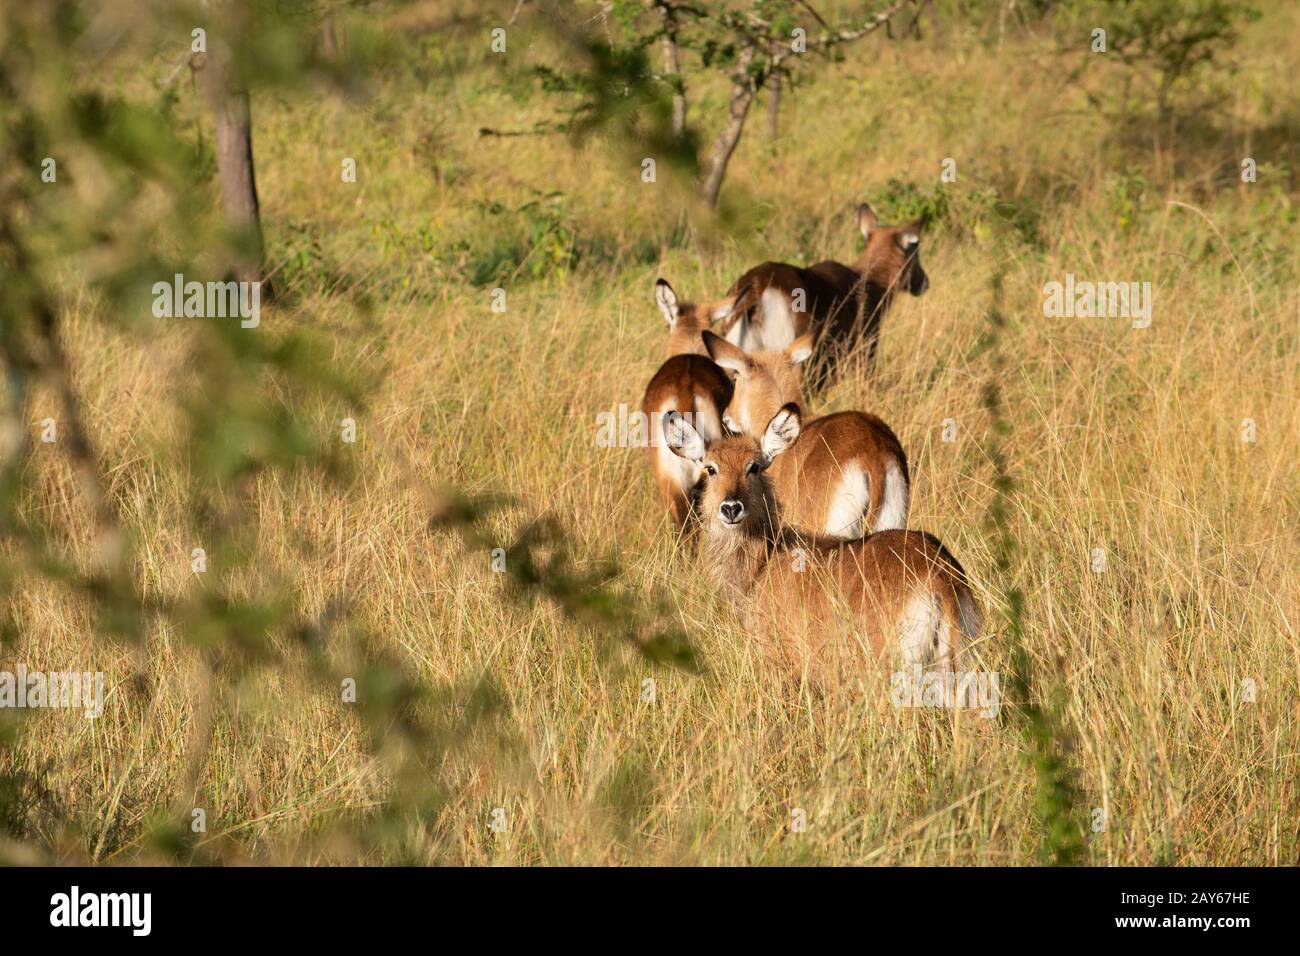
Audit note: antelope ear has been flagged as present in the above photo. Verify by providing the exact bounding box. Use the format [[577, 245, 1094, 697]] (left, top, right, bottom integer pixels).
[[663, 411, 706, 462], [703, 330, 750, 375], [858, 202, 878, 239], [707, 296, 737, 325], [654, 278, 679, 326], [788, 334, 814, 365], [761, 403, 801, 459]]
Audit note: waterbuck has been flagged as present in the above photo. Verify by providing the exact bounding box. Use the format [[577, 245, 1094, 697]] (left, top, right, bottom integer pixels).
[[663, 404, 980, 694], [704, 330, 909, 538], [641, 279, 736, 529], [721, 202, 929, 389]]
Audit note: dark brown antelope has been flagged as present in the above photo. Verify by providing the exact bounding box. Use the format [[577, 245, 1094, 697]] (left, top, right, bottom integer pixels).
[[703, 330, 909, 538], [662, 405, 980, 694], [721, 201, 929, 388], [641, 279, 736, 528]]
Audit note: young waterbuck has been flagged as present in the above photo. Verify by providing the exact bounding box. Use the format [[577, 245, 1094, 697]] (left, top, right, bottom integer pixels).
[[663, 405, 980, 693], [653, 277, 736, 359], [641, 279, 736, 528], [721, 201, 929, 388], [703, 330, 909, 538]]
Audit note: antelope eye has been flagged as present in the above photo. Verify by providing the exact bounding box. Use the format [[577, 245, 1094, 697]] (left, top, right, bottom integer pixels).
[[704, 463, 718, 477], [745, 460, 761, 475]]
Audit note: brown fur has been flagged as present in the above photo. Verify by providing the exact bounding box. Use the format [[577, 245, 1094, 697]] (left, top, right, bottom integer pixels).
[[654, 277, 737, 359], [748, 529, 972, 686], [722, 202, 929, 388], [704, 331, 909, 537], [666, 410, 978, 691], [641, 356, 732, 527], [663, 298, 735, 358], [641, 280, 736, 530]]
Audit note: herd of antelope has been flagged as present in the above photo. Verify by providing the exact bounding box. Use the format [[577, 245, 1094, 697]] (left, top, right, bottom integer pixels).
[[639, 201, 982, 697]]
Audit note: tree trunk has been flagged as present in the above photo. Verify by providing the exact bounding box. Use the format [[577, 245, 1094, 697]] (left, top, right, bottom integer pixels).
[[767, 73, 781, 140], [321, 13, 346, 59], [659, 3, 686, 138], [699, 48, 756, 208], [321, 16, 338, 58], [201, 3, 264, 286], [908, 0, 927, 39]]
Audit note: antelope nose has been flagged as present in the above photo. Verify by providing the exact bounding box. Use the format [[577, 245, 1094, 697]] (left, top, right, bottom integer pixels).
[[720, 500, 745, 523]]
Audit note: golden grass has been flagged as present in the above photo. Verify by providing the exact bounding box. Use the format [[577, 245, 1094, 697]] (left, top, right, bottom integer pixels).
[[4, 7, 1298, 864]]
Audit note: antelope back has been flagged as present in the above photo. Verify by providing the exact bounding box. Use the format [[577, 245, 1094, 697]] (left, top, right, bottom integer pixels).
[[749, 529, 977, 688]]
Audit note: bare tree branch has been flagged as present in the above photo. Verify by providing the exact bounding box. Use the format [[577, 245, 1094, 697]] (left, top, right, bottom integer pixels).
[[805, 0, 910, 51]]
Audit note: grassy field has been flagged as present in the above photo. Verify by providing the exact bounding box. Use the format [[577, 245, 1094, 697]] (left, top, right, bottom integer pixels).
[[5, 2, 1299, 865]]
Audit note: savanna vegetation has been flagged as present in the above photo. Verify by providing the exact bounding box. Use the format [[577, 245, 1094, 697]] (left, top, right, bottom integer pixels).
[[1, 0, 1296, 865]]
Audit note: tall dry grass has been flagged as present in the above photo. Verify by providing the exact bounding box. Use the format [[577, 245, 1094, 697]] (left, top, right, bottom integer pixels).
[[4, 4, 1298, 864]]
